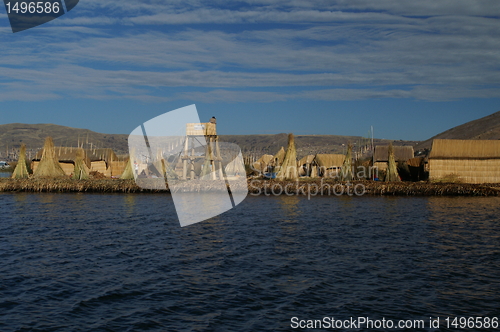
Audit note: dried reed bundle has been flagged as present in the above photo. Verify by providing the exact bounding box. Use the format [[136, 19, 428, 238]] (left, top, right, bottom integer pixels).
[[72, 148, 90, 180], [277, 134, 298, 180], [120, 157, 134, 179], [384, 142, 401, 182], [33, 137, 66, 178], [11, 144, 29, 179], [340, 143, 353, 181]]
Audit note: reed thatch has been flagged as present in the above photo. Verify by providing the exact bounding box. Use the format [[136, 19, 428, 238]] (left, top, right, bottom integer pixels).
[[72, 148, 90, 180], [11, 144, 29, 179], [298, 155, 315, 166], [407, 157, 424, 168], [373, 145, 414, 162], [33, 137, 67, 178], [277, 134, 298, 180], [340, 143, 353, 181], [314, 154, 345, 168], [429, 139, 500, 183], [384, 142, 401, 182], [314, 154, 345, 178], [373, 145, 414, 171], [429, 139, 500, 159], [252, 154, 274, 174]]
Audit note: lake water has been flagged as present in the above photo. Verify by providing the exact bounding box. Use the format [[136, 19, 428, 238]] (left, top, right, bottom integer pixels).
[[1, 193, 500, 331]]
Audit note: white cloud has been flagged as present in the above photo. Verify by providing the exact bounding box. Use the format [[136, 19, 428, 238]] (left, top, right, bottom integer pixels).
[[0, 1, 498, 102]]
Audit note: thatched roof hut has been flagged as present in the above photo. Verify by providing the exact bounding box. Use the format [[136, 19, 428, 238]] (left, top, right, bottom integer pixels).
[[298, 155, 315, 166], [373, 145, 414, 171], [85, 148, 118, 177], [11, 144, 29, 179], [33, 137, 66, 178], [314, 154, 345, 178], [428, 139, 500, 183], [252, 154, 273, 174], [340, 144, 353, 181]]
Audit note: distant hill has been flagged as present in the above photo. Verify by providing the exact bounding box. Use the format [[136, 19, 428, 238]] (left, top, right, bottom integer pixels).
[[0, 123, 419, 161], [417, 110, 500, 151], [0, 123, 129, 159]]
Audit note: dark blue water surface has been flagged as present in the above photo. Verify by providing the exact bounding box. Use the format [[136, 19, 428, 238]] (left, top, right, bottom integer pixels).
[[1, 193, 500, 331]]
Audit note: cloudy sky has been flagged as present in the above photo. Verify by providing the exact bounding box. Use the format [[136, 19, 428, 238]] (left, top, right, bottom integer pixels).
[[1, 0, 499, 140]]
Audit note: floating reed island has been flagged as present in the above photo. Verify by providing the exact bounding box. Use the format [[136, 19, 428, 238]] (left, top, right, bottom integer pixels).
[[3, 130, 500, 196], [1, 178, 499, 196]]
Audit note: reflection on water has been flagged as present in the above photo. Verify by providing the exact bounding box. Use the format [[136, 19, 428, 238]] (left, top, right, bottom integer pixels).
[[123, 194, 137, 216], [277, 195, 300, 219]]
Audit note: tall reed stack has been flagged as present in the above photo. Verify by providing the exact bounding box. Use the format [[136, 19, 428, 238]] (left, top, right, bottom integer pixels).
[[120, 157, 134, 179], [385, 142, 401, 182], [72, 148, 90, 180], [340, 143, 353, 181], [277, 133, 298, 180], [33, 137, 66, 178], [11, 144, 29, 179]]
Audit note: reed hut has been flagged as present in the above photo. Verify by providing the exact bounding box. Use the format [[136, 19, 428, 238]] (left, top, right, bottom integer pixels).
[[373, 145, 414, 171], [252, 154, 274, 175], [428, 139, 500, 183], [384, 143, 401, 182], [110, 155, 129, 178], [85, 148, 118, 177], [313, 154, 345, 178], [297, 155, 315, 177], [33, 137, 67, 178], [277, 134, 298, 180], [11, 144, 29, 179]]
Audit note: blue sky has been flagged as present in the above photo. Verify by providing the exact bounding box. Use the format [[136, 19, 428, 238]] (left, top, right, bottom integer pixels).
[[1, 0, 499, 140]]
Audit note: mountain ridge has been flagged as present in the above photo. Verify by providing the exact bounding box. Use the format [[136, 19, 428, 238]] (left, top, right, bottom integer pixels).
[[416, 110, 500, 151]]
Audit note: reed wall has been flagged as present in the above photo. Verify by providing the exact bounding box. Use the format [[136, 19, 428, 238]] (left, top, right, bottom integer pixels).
[[429, 158, 500, 183]]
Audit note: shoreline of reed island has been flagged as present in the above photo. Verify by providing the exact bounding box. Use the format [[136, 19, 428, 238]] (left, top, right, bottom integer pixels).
[[0, 178, 499, 196]]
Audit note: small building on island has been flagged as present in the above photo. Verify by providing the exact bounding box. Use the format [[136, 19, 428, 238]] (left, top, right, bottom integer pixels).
[[428, 139, 500, 183], [313, 154, 345, 178], [373, 145, 414, 171]]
